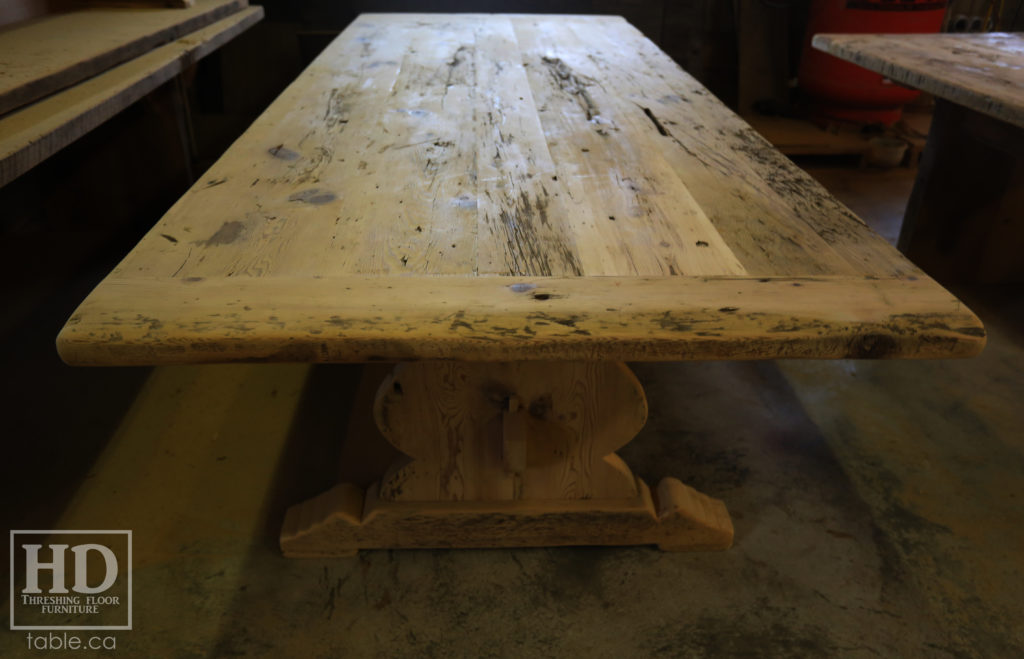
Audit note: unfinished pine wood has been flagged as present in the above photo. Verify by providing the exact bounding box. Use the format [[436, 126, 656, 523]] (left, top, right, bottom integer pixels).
[[99, 12, 908, 281], [812, 33, 1024, 130], [55, 14, 988, 556], [374, 361, 643, 502], [57, 13, 984, 366], [53, 273, 969, 361], [0, 6, 263, 186], [280, 477, 734, 556], [284, 357, 729, 555], [555, 15, 919, 277], [57, 274, 984, 365], [0, 0, 247, 116]]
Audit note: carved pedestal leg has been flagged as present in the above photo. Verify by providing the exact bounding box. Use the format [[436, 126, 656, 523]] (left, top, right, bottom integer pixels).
[[281, 362, 733, 557]]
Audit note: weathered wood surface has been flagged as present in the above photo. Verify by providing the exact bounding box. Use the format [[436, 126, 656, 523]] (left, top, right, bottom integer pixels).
[[284, 350, 732, 555], [0, 6, 263, 186], [58, 14, 985, 365], [280, 477, 734, 556], [59, 275, 983, 364], [812, 32, 1024, 130], [374, 361, 644, 502], [0, 0, 247, 116]]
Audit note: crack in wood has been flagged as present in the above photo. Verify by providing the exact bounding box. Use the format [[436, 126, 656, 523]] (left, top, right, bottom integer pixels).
[[541, 56, 599, 121], [323, 87, 352, 132]]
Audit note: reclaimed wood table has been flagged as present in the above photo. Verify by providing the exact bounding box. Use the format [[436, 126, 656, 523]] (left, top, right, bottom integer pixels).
[[813, 32, 1024, 283], [58, 14, 985, 557]]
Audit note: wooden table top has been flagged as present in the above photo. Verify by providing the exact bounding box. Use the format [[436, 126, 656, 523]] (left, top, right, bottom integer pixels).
[[58, 14, 984, 365], [812, 32, 1024, 129]]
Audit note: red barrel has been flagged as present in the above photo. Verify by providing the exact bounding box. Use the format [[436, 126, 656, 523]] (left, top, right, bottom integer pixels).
[[799, 0, 947, 125]]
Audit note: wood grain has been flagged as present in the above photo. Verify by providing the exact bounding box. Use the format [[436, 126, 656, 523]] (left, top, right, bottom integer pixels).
[[812, 32, 1024, 129], [283, 357, 728, 555], [373, 361, 644, 502], [56, 14, 984, 366], [57, 274, 984, 365], [280, 477, 734, 555], [0, 0, 247, 116], [0, 6, 263, 186], [103, 13, 913, 281], [567, 16, 921, 278]]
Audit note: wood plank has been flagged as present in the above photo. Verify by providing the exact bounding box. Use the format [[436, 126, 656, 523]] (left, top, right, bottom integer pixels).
[[280, 478, 734, 555], [56, 274, 985, 365], [108, 14, 482, 278], [0, 6, 263, 186], [553, 15, 923, 278], [472, 16, 587, 276], [509, 16, 747, 276], [107, 13, 742, 279], [0, 0, 247, 116], [812, 33, 1024, 130], [101, 13, 919, 281], [298, 15, 482, 275]]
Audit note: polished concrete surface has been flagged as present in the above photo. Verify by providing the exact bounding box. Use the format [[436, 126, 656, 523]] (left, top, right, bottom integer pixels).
[[2, 160, 1022, 657]]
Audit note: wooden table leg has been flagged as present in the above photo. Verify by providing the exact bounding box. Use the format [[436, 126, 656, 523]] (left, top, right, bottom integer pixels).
[[280, 362, 733, 557], [899, 98, 1024, 284]]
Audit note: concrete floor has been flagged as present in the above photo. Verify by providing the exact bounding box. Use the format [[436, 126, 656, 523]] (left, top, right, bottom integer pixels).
[[2, 160, 1022, 657]]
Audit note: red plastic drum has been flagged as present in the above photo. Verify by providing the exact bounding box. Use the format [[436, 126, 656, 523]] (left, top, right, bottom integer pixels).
[[798, 0, 947, 125]]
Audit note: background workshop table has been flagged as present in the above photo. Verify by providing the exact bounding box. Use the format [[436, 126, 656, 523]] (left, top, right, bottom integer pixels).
[[813, 32, 1024, 284], [58, 14, 985, 556]]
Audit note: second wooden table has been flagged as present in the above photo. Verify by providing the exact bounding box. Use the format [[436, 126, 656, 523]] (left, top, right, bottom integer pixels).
[[813, 32, 1024, 283]]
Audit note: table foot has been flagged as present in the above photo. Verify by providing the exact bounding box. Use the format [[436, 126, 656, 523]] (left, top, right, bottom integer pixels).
[[280, 361, 733, 556], [280, 477, 732, 556]]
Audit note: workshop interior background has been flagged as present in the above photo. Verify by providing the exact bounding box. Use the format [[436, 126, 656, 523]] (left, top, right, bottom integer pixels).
[[2, 0, 1024, 657]]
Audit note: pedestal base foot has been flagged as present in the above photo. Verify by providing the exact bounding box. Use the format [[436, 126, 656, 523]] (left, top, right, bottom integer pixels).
[[280, 477, 733, 557]]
